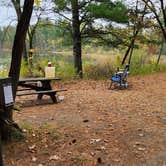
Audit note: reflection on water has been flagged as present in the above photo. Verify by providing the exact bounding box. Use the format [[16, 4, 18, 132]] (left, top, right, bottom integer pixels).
[[0, 50, 11, 76], [0, 65, 8, 77]]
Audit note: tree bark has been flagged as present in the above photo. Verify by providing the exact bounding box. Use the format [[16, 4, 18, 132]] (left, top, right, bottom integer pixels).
[[141, 0, 166, 40], [0, 132, 3, 166], [9, 0, 34, 98], [11, 0, 28, 63], [71, 0, 83, 78], [0, 0, 34, 141], [121, 29, 139, 65], [122, 2, 147, 65], [157, 38, 164, 65]]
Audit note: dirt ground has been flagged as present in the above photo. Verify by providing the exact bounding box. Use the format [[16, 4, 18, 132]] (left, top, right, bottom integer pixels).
[[3, 72, 166, 166]]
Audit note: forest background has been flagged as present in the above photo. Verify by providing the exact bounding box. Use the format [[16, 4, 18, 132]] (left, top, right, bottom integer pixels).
[[0, 0, 166, 80]]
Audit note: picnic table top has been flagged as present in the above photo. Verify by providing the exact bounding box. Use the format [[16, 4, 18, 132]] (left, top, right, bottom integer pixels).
[[19, 77, 61, 83]]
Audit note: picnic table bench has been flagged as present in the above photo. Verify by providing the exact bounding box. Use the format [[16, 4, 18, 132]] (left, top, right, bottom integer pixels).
[[16, 77, 67, 103]]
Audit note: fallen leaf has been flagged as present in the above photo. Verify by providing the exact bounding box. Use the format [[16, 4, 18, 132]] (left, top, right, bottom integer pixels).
[[28, 144, 36, 150], [90, 139, 101, 144]]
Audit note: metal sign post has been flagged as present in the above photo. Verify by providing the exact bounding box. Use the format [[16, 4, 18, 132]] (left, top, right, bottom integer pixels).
[[0, 77, 14, 166], [0, 78, 14, 109]]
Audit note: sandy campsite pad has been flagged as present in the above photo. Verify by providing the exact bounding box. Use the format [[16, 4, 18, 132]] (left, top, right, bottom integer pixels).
[[3, 72, 166, 166]]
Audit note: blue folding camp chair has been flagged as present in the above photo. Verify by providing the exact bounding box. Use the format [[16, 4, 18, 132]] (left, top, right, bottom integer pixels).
[[109, 64, 130, 89]]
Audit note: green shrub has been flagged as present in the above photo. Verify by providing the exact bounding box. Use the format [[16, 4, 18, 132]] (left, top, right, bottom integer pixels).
[[20, 59, 47, 77], [129, 50, 166, 75], [20, 62, 31, 77], [19, 47, 166, 80], [0, 68, 8, 77], [84, 61, 114, 80], [56, 62, 77, 80]]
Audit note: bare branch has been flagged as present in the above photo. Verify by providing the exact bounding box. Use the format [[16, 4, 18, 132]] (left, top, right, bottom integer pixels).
[[141, 0, 166, 40]]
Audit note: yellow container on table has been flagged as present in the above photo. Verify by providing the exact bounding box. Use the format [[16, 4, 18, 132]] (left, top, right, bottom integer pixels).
[[45, 66, 55, 78]]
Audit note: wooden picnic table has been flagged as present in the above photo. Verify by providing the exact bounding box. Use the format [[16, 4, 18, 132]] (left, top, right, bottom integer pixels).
[[17, 77, 66, 103]]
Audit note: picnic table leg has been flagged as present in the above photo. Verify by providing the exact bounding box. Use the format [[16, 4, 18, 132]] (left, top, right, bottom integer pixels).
[[50, 93, 57, 103], [37, 94, 43, 100], [37, 93, 57, 103], [39, 80, 58, 103]]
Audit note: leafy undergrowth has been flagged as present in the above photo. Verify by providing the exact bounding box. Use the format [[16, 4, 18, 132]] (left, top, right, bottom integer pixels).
[[3, 72, 166, 166]]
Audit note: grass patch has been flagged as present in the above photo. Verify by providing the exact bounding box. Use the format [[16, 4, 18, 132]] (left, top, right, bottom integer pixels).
[[20, 122, 34, 132], [39, 123, 61, 140], [17, 47, 166, 79], [129, 50, 166, 75], [11, 128, 24, 140]]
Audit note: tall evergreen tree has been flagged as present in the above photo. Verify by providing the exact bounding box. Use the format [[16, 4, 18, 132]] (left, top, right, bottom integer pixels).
[[53, 0, 128, 78]]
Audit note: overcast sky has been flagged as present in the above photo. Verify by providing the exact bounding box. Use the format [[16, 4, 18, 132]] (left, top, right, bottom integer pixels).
[[0, 5, 16, 27], [0, 0, 57, 27]]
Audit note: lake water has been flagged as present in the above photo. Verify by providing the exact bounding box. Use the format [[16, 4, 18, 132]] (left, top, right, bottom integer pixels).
[[0, 50, 11, 75]]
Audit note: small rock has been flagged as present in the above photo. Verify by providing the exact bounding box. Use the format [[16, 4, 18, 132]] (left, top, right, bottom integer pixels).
[[139, 133, 144, 137], [32, 133, 36, 137], [32, 156, 37, 162], [49, 155, 60, 160], [22, 129, 27, 133], [138, 147, 146, 151], [28, 144, 36, 150]]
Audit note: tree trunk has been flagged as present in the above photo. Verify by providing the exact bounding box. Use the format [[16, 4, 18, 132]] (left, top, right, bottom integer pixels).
[[0, 132, 3, 166], [121, 29, 139, 65], [71, 0, 83, 78], [9, 0, 34, 99], [0, 0, 34, 141], [156, 38, 164, 65], [11, 0, 28, 64]]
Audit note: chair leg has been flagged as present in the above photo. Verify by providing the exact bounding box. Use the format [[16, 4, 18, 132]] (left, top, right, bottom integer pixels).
[[108, 81, 113, 89], [124, 81, 128, 88], [120, 80, 122, 88]]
